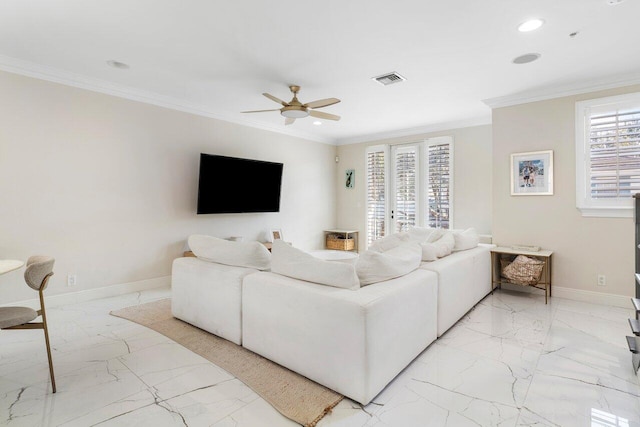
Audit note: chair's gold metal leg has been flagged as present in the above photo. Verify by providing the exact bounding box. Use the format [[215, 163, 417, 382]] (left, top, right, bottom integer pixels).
[[39, 290, 56, 393]]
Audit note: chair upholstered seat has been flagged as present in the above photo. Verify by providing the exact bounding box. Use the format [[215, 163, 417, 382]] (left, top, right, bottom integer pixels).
[[0, 306, 38, 329]]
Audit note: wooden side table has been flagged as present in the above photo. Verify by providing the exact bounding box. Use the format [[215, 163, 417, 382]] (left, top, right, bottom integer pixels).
[[490, 246, 553, 304]]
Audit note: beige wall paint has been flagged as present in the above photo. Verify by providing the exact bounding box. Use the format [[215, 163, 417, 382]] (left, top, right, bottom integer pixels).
[[492, 84, 640, 297], [0, 71, 337, 304], [335, 125, 493, 249]]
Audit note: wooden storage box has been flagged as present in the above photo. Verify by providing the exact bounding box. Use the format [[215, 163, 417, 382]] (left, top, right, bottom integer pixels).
[[326, 236, 355, 251]]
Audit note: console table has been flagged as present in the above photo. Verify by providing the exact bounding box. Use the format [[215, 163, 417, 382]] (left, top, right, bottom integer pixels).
[[490, 247, 553, 303]]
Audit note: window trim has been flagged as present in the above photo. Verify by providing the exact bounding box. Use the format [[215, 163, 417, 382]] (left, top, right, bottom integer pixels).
[[575, 92, 640, 218]]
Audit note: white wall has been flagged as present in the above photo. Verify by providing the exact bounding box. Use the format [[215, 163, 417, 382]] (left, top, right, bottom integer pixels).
[[335, 125, 493, 249], [0, 71, 337, 304], [492, 84, 640, 298]]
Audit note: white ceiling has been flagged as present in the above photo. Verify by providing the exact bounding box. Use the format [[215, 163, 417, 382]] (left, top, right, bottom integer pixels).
[[1, 0, 639, 145]]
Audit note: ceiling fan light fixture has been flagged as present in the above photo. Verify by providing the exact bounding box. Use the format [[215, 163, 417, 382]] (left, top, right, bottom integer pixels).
[[281, 107, 309, 118]]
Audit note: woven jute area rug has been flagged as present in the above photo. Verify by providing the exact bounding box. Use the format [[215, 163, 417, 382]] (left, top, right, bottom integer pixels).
[[110, 299, 343, 427]]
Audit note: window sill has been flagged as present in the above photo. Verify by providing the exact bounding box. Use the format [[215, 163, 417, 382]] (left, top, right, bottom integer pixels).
[[577, 206, 633, 218]]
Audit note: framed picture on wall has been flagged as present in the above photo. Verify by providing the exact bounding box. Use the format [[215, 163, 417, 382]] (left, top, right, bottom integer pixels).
[[510, 150, 554, 196], [270, 229, 283, 242], [345, 169, 354, 188]]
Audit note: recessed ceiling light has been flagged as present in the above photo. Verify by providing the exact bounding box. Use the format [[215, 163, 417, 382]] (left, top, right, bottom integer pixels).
[[313, 121, 322, 126], [518, 18, 545, 32], [106, 60, 130, 69], [512, 53, 541, 64]]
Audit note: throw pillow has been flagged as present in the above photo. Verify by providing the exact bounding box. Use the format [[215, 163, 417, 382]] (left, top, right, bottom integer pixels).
[[271, 240, 360, 290], [188, 234, 271, 270], [434, 232, 455, 258], [368, 232, 410, 252], [407, 226, 439, 243], [356, 242, 422, 285], [420, 242, 438, 262], [452, 228, 480, 252]]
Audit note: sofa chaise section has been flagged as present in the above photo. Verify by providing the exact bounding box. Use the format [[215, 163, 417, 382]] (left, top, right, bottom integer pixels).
[[241, 268, 439, 405], [420, 243, 493, 336]]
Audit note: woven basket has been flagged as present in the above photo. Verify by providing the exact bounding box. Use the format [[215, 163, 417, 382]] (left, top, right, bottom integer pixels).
[[501, 255, 544, 286], [326, 237, 355, 251]]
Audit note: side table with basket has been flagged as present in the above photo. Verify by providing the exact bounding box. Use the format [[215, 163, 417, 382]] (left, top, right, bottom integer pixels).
[[324, 229, 359, 252], [490, 246, 553, 304]]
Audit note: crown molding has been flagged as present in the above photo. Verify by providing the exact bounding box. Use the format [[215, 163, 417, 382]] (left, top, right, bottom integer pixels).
[[335, 116, 492, 146], [482, 73, 640, 109], [0, 54, 336, 145]]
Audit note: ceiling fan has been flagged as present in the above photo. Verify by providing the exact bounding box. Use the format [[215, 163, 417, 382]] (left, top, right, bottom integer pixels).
[[242, 85, 340, 125]]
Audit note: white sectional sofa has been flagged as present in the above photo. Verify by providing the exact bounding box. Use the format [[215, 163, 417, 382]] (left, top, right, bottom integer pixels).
[[171, 229, 493, 405], [242, 269, 438, 405]]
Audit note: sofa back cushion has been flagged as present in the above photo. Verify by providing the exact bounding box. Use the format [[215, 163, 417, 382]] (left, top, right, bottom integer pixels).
[[271, 240, 360, 290], [356, 242, 422, 285], [368, 232, 410, 252], [434, 232, 456, 258], [407, 226, 444, 243], [452, 228, 480, 251], [188, 234, 271, 270]]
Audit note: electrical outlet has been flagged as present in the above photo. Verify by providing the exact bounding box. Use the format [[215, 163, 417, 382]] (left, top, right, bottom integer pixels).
[[597, 274, 606, 287], [67, 274, 76, 287]]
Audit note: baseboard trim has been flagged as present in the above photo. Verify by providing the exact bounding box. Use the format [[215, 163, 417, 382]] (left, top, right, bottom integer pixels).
[[500, 283, 632, 308], [1, 276, 171, 310]]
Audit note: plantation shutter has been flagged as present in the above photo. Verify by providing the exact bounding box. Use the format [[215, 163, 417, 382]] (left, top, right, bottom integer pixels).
[[366, 147, 386, 246], [426, 141, 452, 229], [393, 147, 417, 233], [589, 109, 640, 199]]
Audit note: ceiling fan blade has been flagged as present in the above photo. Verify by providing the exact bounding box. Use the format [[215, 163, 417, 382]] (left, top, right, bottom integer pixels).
[[303, 98, 341, 109], [284, 117, 295, 126], [309, 110, 341, 121], [263, 93, 288, 106], [241, 109, 281, 113]]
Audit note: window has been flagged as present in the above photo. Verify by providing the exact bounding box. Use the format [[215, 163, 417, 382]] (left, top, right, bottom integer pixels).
[[576, 92, 640, 217], [392, 145, 418, 233], [365, 137, 453, 246], [366, 145, 387, 246], [426, 139, 453, 228]]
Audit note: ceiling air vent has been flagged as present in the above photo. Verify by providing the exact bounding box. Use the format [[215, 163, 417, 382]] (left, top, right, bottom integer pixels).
[[372, 72, 406, 86]]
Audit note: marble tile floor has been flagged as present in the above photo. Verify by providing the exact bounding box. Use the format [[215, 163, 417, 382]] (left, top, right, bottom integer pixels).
[[1, 287, 639, 427]]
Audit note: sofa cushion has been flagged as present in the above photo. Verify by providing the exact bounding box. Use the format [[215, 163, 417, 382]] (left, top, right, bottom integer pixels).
[[356, 242, 422, 285], [188, 234, 271, 270], [434, 232, 455, 258], [420, 242, 439, 261], [368, 232, 409, 252], [452, 228, 480, 252], [407, 226, 444, 243], [271, 240, 360, 290]]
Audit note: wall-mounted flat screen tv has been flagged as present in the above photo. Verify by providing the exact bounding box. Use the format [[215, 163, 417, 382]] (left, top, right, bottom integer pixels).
[[197, 153, 284, 214]]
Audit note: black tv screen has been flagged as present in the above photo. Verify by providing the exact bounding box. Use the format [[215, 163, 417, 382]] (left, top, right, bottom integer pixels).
[[197, 153, 283, 214]]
